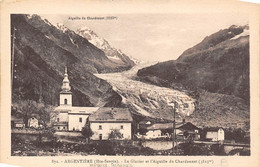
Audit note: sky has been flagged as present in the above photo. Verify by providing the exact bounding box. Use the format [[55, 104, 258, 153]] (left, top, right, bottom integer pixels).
[[42, 13, 248, 62]]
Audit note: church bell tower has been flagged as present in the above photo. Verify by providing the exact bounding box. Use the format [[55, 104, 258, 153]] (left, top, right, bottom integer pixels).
[[60, 67, 72, 106]]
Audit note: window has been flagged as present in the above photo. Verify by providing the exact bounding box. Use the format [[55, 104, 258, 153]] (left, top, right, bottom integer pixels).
[[57, 118, 60, 122], [58, 127, 60, 130], [121, 125, 124, 129], [99, 134, 102, 140], [64, 99, 67, 104], [79, 117, 82, 122], [122, 134, 124, 138], [63, 127, 66, 130], [183, 103, 189, 108], [99, 125, 102, 130]]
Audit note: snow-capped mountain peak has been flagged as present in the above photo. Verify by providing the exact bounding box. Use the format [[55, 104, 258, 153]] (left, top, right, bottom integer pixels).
[[231, 28, 249, 40], [56, 23, 69, 33], [76, 26, 109, 50], [230, 25, 249, 40], [76, 26, 136, 66], [78, 26, 93, 32], [25, 14, 52, 26]]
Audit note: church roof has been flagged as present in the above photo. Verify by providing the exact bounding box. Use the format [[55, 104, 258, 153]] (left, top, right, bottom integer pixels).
[[89, 107, 133, 122], [55, 106, 99, 115], [60, 90, 72, 94], [61, 66, 71, 92]]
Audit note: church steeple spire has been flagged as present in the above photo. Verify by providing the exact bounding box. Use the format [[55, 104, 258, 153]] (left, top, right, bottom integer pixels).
[[61, 66, 71, 92]]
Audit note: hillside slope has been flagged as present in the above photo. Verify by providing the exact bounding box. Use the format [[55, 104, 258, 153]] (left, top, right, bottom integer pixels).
[[137, 25, 250, 129], [11, 14, 122, 106], [138, 25, 249, 103]]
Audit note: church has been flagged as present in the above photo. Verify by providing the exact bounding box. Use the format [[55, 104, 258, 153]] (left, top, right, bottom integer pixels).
[[53, 67, 133, 140]]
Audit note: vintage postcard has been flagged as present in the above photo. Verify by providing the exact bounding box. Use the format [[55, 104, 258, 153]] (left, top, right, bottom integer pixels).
[[0, 0, 260, 167]]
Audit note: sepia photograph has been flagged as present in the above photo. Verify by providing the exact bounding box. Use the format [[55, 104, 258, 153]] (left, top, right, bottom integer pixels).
[[10, 13, 250, 156], [1, 0, 260, 167]]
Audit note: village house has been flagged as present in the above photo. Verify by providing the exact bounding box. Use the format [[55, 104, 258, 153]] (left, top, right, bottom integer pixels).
[[89, 107, 133, 140], [28, 115, 39, 128], [206, 127, 225, 141], [53, 106, 99, 131], [176, 122, 200, 140], [11, 116, 25, 129], [137, 120, 200, 140], [142, 123, 173, 139]]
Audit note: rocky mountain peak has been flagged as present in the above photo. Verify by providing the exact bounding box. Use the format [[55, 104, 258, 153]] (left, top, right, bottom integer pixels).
[[55, 23, 69, 33], [76, 26, 136, 66]]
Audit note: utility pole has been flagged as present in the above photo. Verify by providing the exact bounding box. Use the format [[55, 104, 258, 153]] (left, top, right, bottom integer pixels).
[[175, 103, 177, 154], [168, 100, 176, 154], [11, 26, 16, 90]]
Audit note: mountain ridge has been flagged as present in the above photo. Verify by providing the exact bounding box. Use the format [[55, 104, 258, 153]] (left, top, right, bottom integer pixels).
[[137, 25, 250, 129], [11, 14, 126, 106], [138, 24, 249, 103], [76, 26, 136, 67]]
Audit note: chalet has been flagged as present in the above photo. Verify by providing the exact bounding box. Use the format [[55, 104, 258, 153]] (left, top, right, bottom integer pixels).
[[206, 127, 225, 141], [137, 120, 151, 129], [89, 107, 133, 140], [177, 122, 200, 140], [137, 120, 201, 140], [28, 115, 39, 128], [145, 123, 173, 139]]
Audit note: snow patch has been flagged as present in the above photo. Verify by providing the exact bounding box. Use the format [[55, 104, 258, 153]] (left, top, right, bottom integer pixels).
[[108, 55, 120, 61], [26, 14, 33, 19], [129, 56, 141, 64], [231, 29, 249, 40], [55, 23, 68, 33], [77, 27, 110, 50], [117, 49, 124, 55], [79, 26, 92, 31], [131, 103, 151, 117], [43, 18, 52, 26], [38, 15, 52, 26], [45, 35, 51, 39], [69, 36, 75, 44]]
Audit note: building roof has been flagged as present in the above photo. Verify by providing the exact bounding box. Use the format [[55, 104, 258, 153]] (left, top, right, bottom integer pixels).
[[30, 114, 40, 120], [11, 115, 24, 123], [53, 122, 68, 126], [177, 122, 200, 131], [60, 90, 72, 94], [207, 127, 223, 132], [55, 106, 99, 115], [141, 122, 183, 130], [139, 121, 152, 125], [89, 107, 133, 122], [147, 123, 173, 130]]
